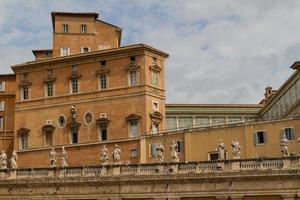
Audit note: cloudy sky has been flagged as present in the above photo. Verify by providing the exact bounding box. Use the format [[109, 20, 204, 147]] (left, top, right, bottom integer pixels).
[[0, 0, 299, 104]]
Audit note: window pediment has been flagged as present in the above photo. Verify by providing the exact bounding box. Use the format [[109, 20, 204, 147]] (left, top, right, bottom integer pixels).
[[95, 67, 110, 75], [68, 71, 82, 80], [17, 127, 30, 136], [149, 64, 161, 72], [19, 79, 32, 87], [150, 111, 163, 122], [44, 74, 57, 83], [126, 114, 141, 121], [67, 120, 81, 129], [41, 124, 55, 133], [96, 118, 110, 125], [126, 62, 140, 71]]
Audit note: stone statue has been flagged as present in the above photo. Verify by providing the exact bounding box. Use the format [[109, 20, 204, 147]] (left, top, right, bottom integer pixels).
[[170, 140, 179, 162], [60, 146, 68, 168], [70, 105, 78, 120], [101, 145, 109, 164], [0, 150, 7, 169], [156, 144, 164, 162], [10, 150, 17, 169], [112, 144, 121, 163], [49, 148, 57, 168], [231, 139, 241, 159], [216, 139, 225, 160], [280, 134, 289, 156]]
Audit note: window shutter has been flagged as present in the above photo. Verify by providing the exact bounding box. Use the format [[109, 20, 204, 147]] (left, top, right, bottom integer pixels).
[[67, 48, 70, 55], [2, 82, 5, 91], [291, 128, 295, 140], [0, 117, 3, 130], [280, 129, 285, 139], [264, 132, 267, 144], [253, 133, 257, 144]]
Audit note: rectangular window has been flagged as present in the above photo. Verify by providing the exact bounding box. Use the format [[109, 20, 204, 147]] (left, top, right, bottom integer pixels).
[[81, 47, 90, 53], [227, 117, 243, 124], [176, 140, 184, 153], [152, 123, 159, 134], [178, 117, 193, 129], [45, 131, 53, 146], [254, 131, 267, 144], [0, 101, 4, 111], [151, 71, 160, 87], [152, 57, 157, 64], [282, 127, 294, 140], [130, 149, 138, 158], [211, 117, 226, 125], [71, 128, 78, 144], [46, 82, 53, 97], [71, 79, 78, 94], [99, 124, 107, 141], [152, 101, 159, 111], [194, 117, 210, 127], [150, 144, 157, 157], [60, 47, 70, 56], [209, 152, 219, 161], [99, 74, 107, 89], [128, 70, 137, 86], [21, 86, 29, 100], [0, 117, 3, 130], [0, 82, 5, 92], [80, 24, 87, 33], [62, 24, 68, 33], [20, 134, 28, 150], [129, 119, 138, 138], [166, 117, 177, 131]]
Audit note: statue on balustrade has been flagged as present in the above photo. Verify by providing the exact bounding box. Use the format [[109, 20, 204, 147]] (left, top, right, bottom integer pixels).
[[70, 105, 78, 121], [170, 140, 179, 162], [156, 144, 164, 162], [101, 145, 109, 164], [61, 146, 68, 168], [216, 139, 225, 160], [280, 134, 289, 156], [112, 144, 121, 163], [10, 150, 18, 169], [0, 150, 7, 169], [231, 139, 241, 159], [49, 148, 57, 168]]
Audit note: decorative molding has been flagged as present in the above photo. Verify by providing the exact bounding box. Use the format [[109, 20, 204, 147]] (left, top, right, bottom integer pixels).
[[68, 71, 82, 80], [125, 114, 141, 121], [95, 67, 110, 75], [150, 111, 163, 123], [41, 124, 56, 133], [17, 127, 30, 136], [126, 62, 140, 71], [67, 120, 81, 129], [19, 79, 32, 87], [96, 118, 110, 125], [149, 64, 161, 72], [43, 74, 57, 83]]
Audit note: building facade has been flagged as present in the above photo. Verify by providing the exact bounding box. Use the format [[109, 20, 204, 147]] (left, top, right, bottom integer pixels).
[[0, 11, 299, 168]]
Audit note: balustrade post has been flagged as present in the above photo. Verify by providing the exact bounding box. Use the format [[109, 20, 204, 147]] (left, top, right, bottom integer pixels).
[[169, 164, 178, 174], [112, 164, 120, 175], [101, 165, 108, 175], [156, 164, 164, 174], [48, 168, 55, 178], [231, 160, 240, 170], [195, 164, 202, 173], [283, 158, 291, 169], [217, 161, 225, 171]]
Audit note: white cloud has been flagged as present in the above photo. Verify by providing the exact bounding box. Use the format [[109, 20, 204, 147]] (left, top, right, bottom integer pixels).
[[0, 0, 299, 104]]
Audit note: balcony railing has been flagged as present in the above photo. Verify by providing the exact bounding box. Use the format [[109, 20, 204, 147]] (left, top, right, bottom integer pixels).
[[1, 156, 299, 180]]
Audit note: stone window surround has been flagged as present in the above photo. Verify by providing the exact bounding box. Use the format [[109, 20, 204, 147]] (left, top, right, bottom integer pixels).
[[83, 111, 94, 126], [57, 114, 67, 129]]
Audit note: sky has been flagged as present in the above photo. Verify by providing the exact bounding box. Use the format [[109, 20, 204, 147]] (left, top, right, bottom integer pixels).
[[0, 0, 299, 104]]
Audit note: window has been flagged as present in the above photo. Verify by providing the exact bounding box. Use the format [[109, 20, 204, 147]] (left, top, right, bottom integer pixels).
[[209, 152, 219, 161], [84, 112, 93, 125], [128, 70, 137, 86], [70, 79, 78, 94], [62, 24, 68, 33], [58, 115, 66, 128], [129, 119, 138, 137], [21, 86, 29, 100], [166, 117, 177, 131], [0, 82, 5, 92], [254, 131, 267, 145], [152, 101, 159, 111], [99, 123, 107, 141], [176, 140, 184, 153], [130, 149, 138, 158], [0, 117, 3, 130], [20, 134, 28, 150], [80, 24, 87, 33], [151, 71, 160, 87], [152, 57, 157, 64], [150, 144, 157, 157], [0, 101, 4, 111], [46, 82, 53, 97], [130, 56, 136, 62], [195, 117, 210, 127], [47, 69, 53, 75], [81, 47, 90, 53], [178, 117, 193, 129], [45, 131, 53, 146], [60, 47, 70, 56], [152, 123, 159, 134], [70, 128, 78, 144], [282, 127, 294, 140], [72, 64, 77, 71], [99, 74, 107, 89], [101, 60, 106, 66], [211, 117, 226, 125]]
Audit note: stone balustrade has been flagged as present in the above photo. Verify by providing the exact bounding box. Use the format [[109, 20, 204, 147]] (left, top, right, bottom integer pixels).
[[1, 156, 299, 180]]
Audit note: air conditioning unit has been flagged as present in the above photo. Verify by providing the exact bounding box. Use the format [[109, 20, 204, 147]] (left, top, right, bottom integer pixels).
[[45, 120, 53, 125], [100, 113, 107, 119]]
